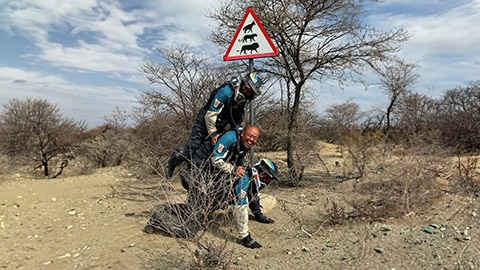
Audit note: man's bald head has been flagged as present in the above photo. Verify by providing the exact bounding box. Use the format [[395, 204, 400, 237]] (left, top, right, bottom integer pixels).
[[240, 125, 259, 149]]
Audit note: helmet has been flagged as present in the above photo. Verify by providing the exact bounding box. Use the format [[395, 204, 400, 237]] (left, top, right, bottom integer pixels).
[[243, 72, 263, 96], [253, 159, 279, 187]]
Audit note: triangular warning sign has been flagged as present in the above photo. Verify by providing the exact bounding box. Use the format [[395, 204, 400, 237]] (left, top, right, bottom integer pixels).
[[223, 7, 279, 61]]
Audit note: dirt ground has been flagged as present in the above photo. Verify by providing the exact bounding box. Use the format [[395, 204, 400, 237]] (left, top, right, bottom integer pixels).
[[1, 144, 480, 270]]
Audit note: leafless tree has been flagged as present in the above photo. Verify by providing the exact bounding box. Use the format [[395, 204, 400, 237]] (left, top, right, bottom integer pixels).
[[325, 101, 375, 178], [325, 100, 364, 131], [208, 0, 409, 180], [80, 107, 133, 168], [139, 46, 235, 131], [434, 81, 480, 151], [0, 98, 86, 177], [375, 58, 419, 136], [392, 92, 436, 146]]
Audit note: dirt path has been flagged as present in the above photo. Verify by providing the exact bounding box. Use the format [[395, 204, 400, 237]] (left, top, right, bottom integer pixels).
[[0, 168, 175, 269], [1, 166, 480, 269]]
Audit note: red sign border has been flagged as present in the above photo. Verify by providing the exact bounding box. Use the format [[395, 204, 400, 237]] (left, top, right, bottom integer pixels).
[[223, 7, 279, 61]]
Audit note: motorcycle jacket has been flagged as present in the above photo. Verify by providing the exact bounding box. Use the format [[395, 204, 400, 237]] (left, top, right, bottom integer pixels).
[[203, 77, 249, 138]]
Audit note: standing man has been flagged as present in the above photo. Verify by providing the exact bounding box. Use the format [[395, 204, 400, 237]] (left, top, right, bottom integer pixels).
[[166, 73, 263, 179]]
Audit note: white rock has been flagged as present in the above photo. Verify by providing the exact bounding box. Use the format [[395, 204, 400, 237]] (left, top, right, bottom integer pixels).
[[257, 194, 277, 213], [58, 253, 71, 258]]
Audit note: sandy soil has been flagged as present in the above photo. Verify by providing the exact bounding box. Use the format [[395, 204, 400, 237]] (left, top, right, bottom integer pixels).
[[1, 148, 480, 269]]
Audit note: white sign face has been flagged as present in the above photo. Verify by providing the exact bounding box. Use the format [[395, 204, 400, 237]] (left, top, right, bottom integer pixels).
[[224, 7, 278, 61]]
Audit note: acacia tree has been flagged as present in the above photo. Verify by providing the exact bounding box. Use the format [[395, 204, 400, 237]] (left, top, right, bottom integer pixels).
[[0, 98, 86, 177], [375, 58, 419, 137], [208, 0, 409, 180]]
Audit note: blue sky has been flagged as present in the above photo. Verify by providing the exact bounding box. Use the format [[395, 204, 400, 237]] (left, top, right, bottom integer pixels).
[[0, 0, 479, 128]]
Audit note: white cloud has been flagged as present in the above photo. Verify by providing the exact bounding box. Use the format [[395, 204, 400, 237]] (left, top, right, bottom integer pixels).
[[0, 0, 478, 126], [135, 0, 218, 50], [0, 0, 221, 127], [361, 0, 480, 100], [0, 0, 220, 77], [0, 66, 139, 127], [36, 41, 143, 74]]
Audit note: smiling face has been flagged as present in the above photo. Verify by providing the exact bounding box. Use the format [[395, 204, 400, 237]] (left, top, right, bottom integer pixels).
[[240, 125, 259, 149]]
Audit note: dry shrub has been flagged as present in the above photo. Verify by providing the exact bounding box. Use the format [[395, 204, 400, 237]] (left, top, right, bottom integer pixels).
[[79, 124, 133, 168], [323, 197, 347, 225], [63, 155, 98, 176], [0, 154, 22, 183], [191, 240, 234, 270], [146, 203, 234, 269], [256, 107, 288, 152], [347, 148, 449, 220], [336, 128, 383, 179], [0, 154, 18, 172], [454, 155, 480, 196], [144, 164, 237, 269], [129, 115, 190, 177], [108, 174, 233, 269], [282, 128, 323, 187], [278, 196, 349, 238]]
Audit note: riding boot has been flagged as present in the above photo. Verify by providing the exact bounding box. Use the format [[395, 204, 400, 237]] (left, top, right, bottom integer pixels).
[[166, 147, 186, 178]]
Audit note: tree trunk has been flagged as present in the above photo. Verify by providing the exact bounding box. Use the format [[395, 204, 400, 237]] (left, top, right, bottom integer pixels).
[[385, 90, 401, 139], [286, 84, 302, 184], [42, 160, 49, 177]]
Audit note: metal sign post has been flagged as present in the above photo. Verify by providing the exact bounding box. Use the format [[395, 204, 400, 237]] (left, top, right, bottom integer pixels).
[[248, 59, 254, 165], [223, 6, 278, 167]]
